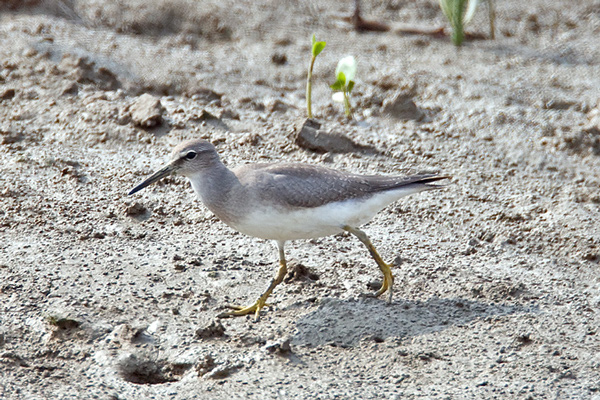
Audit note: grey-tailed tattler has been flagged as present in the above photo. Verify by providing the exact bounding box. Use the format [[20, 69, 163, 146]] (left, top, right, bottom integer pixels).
[[129, 139, 447, 320]]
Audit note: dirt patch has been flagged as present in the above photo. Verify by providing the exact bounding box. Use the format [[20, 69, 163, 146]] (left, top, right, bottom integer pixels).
[[1, 1, 599, 399]]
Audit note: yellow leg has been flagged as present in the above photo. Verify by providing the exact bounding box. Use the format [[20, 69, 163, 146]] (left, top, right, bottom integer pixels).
[[219, 240, 287, 321], [343, 225, 394, 303]]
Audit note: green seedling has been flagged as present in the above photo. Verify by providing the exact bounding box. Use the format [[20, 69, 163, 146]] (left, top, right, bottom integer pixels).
[[306, 34, 326, 119], [330, 56, 357, 119], [439, 0, 495, 45], [439, 0, 468, 46], [486, 0, 496, 40]]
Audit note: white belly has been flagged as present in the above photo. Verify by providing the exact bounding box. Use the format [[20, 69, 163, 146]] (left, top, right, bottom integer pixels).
[[228, 187, 423, 241]]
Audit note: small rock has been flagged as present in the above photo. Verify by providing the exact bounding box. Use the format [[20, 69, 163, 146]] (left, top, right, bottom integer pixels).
[[112, 323, 146, 342], [116, 352, 174, 384], [562, 129, 600, 156], [204, 363, 241, 379], [586, 103, 600, 131], [124, 202, 147, 217], [195, 354, 216, 377], [373, 75, 400, 91], [274, 37, 292, 46], [195, 320, 226, 339], [173, 263, 186, 271], [392, 256, 408, 266], [190, 110, 229, 130], [271, 52, 287, 65], [220, 109, 240, 120], [461, 246, 477, 256], [22, 89, 39, 100], [1, 130, 24, 144], [264, 338, 292, 355], [523, 13, 540, 33], [22, 47, 37, 57], [131, 94, 165, 128], [189, 258, 203, 267], [195, 354, 242, 379], [1, 352, 29, 368], [61, 82, 78, 96], [542, 98, 577, 110], [238, 132, 261, 146], [189, 88, 223, 104], [267, 99, 293, 113], [47, 317, 82, 339], [237, 97, 265, 111], [516, 333, 533, 346], [284, 261, 319, 283], [61, 56, 120, 90], [467, 238, 480, 247], [0, 88, 15, 101], [294, 119, 375, 154], [381, 92, 423, 120], [191, 109, 219, 121], [367, 280, 383, 291], [47, 316, 80, 330]]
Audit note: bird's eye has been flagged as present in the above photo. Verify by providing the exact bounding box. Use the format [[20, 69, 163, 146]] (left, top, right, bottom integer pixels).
[[184, 151, 197, 160]]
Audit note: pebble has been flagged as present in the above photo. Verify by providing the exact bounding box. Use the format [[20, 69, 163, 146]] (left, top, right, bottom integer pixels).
[[195, 320, 226, 339], [131, 94, 165, 128], [294, 118, 375, 154], [0, 88, 16, 100], [381, 92, 423, 120]]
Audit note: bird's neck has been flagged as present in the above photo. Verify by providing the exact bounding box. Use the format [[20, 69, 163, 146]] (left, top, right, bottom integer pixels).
[[188, 162, 241, 223]]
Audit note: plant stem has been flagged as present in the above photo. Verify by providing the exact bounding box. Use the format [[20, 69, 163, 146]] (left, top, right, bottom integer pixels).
[[343, 90, 353, 119], [306, 55, 316, 119], [487, 0, 496, 40], [451, 0, 466, 46]]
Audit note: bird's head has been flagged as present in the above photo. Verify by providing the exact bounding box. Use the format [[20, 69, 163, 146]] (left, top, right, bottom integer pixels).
[[128, 139, 220, 195]]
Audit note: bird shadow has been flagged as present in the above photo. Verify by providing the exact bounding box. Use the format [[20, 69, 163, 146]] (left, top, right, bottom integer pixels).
[[483, 42, 596, 67], [292, 296, 537, 348]]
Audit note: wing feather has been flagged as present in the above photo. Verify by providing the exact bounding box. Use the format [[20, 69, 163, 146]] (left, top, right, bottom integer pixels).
[[235, 163, 447, 209]]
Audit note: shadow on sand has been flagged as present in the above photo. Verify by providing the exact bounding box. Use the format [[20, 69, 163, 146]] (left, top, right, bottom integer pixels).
[[292, 296, 537, 347]]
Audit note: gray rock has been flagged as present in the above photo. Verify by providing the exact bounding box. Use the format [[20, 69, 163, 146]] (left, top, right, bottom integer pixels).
[[267, 98, 293, 113], [61, 82, 78, 96], [0, 88, 15, 100], [294, 119, 375, 154], [381, 92, 423, 120], [131, 94, 165, 128], [195, 320, 226, 339], [264, 337, 292, 355], [189, 88, 223, 104]]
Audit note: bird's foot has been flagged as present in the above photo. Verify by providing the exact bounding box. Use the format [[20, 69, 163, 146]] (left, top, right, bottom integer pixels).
[[373, 263, 394, 303], [217, 299, 270, 321]]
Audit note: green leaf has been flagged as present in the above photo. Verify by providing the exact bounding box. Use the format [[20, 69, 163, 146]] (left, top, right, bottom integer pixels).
[[312, 41, 326, 57], [311, 34, 326, 57], [439, 0, 467, 45], [337, 71, 346, 86], [347, 80, 355, 93], [330, 81, 345, 91]]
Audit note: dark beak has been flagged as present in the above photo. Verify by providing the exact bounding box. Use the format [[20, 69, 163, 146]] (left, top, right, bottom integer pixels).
[[128, 163, 177, 195]]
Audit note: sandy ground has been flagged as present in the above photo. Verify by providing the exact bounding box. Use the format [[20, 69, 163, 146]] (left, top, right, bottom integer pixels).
[[1, 1, 600, 399]]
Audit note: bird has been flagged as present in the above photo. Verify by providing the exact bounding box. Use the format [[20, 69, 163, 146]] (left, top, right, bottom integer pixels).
[[128, 139, 448, 320]]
